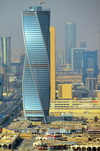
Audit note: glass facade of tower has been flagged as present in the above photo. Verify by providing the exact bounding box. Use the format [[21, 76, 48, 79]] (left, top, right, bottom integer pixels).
[[22, 6, 50, 123], [71, 48, 87, 72], [82, 51, 98, 85], [65, 23, 76, 64]]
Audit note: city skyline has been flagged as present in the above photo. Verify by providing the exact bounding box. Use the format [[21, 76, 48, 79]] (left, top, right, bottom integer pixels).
[[0, 0, 100, 56], [0, 1, 100, 148]]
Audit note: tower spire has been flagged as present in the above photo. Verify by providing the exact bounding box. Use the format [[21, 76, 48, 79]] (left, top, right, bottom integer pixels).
[[38, 0, 45, 5]]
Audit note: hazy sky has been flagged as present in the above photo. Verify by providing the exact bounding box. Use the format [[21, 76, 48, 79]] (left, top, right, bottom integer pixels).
[[0, 0, 100, 55]]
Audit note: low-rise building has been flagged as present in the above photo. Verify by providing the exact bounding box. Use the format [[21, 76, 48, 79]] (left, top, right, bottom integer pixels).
[[0, 128, 19, 149], [7, 120, 32, 132], [50, 98, 100, 119]]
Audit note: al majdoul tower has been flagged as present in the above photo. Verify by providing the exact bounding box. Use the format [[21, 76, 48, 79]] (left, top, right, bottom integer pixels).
[[22, 6, 50, 123]]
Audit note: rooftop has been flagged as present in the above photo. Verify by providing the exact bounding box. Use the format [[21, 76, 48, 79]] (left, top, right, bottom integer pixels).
[[7, 121, 32, 130], [0, 128, 19, 144], [24, 6, 50, 12]]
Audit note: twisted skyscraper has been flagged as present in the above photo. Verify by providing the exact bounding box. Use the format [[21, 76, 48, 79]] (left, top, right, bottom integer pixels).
[[22, 6, 50, 123]]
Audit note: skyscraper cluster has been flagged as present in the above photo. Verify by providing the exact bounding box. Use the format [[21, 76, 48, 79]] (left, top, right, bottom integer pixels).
[[64, 22, 98, 91], [21, 5, 100, 122]]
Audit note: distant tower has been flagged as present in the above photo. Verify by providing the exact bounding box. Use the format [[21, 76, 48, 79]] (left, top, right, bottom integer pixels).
[[0, 68, 4, 100], [1, 36, 11, 93], [71, 48, 87, 72], [82, 51, 98, 90], [97, 31, 100, 51], [50, 27, 56, 101], [22, 6, 50, 123], [65, 23, 76, 64], [1, 36, 11, 70], [80, 42, 87, 48], [61, 52, 65, 66], [97, 31, 100, 69]]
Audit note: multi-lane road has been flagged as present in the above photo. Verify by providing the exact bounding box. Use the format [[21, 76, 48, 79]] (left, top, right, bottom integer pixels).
[[0, 92, 22, 127]]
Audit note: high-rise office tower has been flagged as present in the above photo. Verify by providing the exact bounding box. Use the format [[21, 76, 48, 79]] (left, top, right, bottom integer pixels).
[[65, 23, 76, 64], [71, 48, 87, 72], [1, 37, 11, 69], [85, 77, 97, 91], [61, 52, 65, 66], [50, 27, 56, 101], [22, 6, 50, 123], [80, 42, 87, 48], [1, 36, 11, 93], [82, 51, 98, 89], [0, 74, 3, 101], [97, 31, 100, 69], [97, 31, 100, 51], [0, 67, 4, 101]]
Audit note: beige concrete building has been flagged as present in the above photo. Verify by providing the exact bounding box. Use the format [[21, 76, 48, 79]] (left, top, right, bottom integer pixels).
[[7, 120, 32, 130], [50, 98, 100, 119], [50, 26, 56, 101], [56, 72, 82, 83], [33, 138, 100, 151], [58, 84, 72, 99], [0, 128, 19, 150]]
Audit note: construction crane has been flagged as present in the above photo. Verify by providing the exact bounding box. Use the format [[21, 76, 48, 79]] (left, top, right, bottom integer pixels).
[[38, 0, 45, 5]]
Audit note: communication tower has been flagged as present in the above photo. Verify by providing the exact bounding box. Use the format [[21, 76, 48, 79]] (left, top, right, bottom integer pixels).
[[38, 0, 45, 5]]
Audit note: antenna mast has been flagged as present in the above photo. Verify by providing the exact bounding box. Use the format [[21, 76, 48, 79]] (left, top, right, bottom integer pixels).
[[38, 0, 45, 5]]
